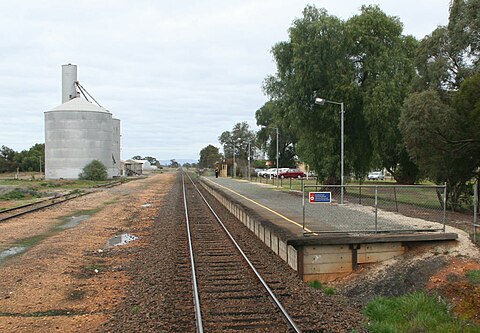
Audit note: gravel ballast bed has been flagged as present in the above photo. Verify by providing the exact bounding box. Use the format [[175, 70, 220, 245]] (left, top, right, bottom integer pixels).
[[104, 173, 367, 332]]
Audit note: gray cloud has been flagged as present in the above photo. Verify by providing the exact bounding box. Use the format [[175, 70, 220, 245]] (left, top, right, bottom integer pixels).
[[0, 0, 449, 161]]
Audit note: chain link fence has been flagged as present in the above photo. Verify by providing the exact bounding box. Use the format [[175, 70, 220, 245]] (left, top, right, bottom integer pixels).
[[250, 175, 316, 189], [302, 184, 447, 235], [474, 184, 479, 243]]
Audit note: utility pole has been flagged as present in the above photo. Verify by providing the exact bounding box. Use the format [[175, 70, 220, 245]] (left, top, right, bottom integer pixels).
[[232, 142, 236, 179], [247, 142, 251, 181]]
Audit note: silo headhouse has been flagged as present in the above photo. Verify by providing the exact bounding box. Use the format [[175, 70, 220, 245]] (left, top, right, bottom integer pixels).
[[44, 64, 121, 179]]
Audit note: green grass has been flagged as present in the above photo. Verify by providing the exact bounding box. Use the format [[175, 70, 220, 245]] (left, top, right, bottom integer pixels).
[[0, 309, 79, 317], [466, 270, 480, 285], [85, 264, 102, 272], [0, 178, 117, 189], [308, 280, 336, 295], [130, 305, 140, 314], [272, 177, 445, 210], [0, 188, 42, 201], [364, 292, 480, 333], [17, 234, 50, 248], [56, 207, 104, 226]]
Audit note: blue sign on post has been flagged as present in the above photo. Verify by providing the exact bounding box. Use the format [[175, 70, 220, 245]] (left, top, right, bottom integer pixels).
[[309, 191, 331, 203]]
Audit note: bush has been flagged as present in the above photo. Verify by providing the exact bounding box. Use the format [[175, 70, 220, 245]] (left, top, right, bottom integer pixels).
[[78, 160, 108, 181]]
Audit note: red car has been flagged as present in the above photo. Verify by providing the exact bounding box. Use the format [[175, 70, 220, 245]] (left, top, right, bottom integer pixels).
[[277, 168, 306, 179]]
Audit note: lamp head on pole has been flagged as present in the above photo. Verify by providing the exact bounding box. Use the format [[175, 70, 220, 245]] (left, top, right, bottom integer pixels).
[[314, 97, 326, 106]]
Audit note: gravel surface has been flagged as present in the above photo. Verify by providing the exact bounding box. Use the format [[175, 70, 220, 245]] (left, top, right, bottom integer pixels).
[[0, 173, 170, 332], [2, 171, 477, 331], [205, 177, 480, 236], [104, 173, 368, 332]]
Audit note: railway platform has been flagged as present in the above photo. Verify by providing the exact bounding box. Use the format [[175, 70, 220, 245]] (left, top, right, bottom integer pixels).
[[200, 176, 458, 282]]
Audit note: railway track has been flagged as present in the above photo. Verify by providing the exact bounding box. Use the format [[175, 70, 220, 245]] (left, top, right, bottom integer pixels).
[[0, 191, 91, 222], [181, 171, 302, 332]]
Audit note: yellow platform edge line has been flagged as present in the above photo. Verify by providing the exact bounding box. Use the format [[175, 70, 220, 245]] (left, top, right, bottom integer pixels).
[[204, 178, 313, 233]]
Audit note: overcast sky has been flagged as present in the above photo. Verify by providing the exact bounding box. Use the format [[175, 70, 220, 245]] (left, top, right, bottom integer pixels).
[[0, 1, 450, 162]]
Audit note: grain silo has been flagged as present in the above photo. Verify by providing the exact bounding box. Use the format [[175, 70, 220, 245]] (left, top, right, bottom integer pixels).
[[44, 64, 121, 179]]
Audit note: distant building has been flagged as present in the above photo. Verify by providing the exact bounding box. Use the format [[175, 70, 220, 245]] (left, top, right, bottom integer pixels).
[[124, 159, 143, 176], [122, 159, 159, 176]]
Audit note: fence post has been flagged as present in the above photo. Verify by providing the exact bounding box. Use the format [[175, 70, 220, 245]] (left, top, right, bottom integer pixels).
[[375, 186, 378, 233], [302, 183, 306, 232], [443, 182, 447, 232], [290, 178, 292, 190], [393, 185, 399, 212], [359, 183, 362, 204], [474, 183, 478, 243]]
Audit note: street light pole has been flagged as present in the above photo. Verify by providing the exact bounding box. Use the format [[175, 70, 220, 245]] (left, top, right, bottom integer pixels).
[[276, 127, 279, 188], [248, 142, 251, 181], [340, 102, 344, 204], [315, 97, 345, 204]]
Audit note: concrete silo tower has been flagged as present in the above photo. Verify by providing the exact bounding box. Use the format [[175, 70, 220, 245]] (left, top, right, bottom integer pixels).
[[44, 64, 121, 179]]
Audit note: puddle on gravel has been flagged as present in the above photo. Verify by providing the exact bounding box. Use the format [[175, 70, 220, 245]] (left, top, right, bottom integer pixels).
[[0, 246, 28, 262], [108, 233, 138, 246], [57, 215, 91, 229], [1, 214, 93, 264]]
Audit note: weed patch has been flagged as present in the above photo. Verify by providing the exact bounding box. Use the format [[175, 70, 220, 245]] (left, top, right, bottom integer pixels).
[[85, 264, 102, 272], [364, 292, 480, 332], [18, 234, 50, 247], [57, 207, 104, 225], [0, 188, 41, 201], [130, 305, 140, 314], [308, 280, 336, 295], [466, 270, 480, 285], [0, 309, 80, 317]]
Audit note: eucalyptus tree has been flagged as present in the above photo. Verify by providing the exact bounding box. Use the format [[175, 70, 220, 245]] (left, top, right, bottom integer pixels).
[[263, 6, 359, 183], [399, 0, 480, 206], [218, 122, 256, 177], [198, 144, 222, 169], [255, 101, 297, 168], [263, 5, 418, 183], [345, 5, 419, 183], [14, 143, 45, 172], [0, 145, 17, 173], [415, 0, 480, 91]]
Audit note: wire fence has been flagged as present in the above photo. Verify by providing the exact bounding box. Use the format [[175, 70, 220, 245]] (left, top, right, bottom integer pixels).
[[245, 175, 478, 241], [302, 184, 447, 235], [250, 175, 316, 189]]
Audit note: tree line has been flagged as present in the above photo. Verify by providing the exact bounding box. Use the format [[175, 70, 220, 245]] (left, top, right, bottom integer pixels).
[[259, 2, 479, 208], [200, 1, 479, 209], [0, 144, 44, 173]]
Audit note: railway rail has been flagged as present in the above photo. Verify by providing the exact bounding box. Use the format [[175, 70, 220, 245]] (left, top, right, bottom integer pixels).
[[0, 191, 91, 222], [181, 170, 302, 332]]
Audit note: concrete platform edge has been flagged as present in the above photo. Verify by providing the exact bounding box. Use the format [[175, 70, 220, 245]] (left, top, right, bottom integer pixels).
[[199, 177, 300, 272]]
